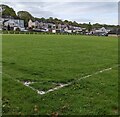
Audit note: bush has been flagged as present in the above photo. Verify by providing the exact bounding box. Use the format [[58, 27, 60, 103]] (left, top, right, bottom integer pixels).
[[14, 31, 20, 34], [9, 31, 14, 34], [15, 28, 20, 32], [20, 32, 24, 34], [3, 31, 8, 34], [25, 32, 29, 34]]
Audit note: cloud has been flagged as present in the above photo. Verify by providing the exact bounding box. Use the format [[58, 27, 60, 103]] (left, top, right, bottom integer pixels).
[[1, 2, 118, 25], [72, 18, 93, 23], [2, 0, 119, 2]]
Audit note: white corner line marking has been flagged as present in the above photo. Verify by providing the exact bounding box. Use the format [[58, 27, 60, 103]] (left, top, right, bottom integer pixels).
[[19, 65, 119, 95]]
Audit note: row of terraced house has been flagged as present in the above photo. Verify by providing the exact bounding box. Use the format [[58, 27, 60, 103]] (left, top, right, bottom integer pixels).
[[28, 19, 84, 34], [0, 17, 113, 35]]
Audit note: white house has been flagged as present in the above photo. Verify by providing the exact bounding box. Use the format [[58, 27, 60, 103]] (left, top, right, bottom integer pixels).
[[28, 20, 40, 29], [28, 19, 35, 28], [64, 27, 72, 33], [2, 18, 25, 31], [90, 27, 110, 36], [95, 27, 110, 33], [73, 27, 82, 33]]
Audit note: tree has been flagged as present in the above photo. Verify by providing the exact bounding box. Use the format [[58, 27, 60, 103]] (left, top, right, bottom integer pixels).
[[64, 20, 69, 25], [68, 21, 73, 26], [40, 17, 46, 22], [1, 4, 18, 18], [54, 18, 63, 24], [34, 17, 46, 23], [92, 23, 102, 29], [17, 11, 35, 27], [47, 17, 54, 23], [88, 22, 92, 32], [73, 21, 79, 26]]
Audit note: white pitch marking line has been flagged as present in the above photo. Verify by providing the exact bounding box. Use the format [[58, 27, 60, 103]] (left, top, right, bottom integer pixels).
[[45, 83, 71, 94], [20, 65, 119, 95]]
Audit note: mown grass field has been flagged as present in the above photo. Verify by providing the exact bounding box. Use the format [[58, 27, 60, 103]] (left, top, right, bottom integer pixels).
[[2, 34, 118, 115]]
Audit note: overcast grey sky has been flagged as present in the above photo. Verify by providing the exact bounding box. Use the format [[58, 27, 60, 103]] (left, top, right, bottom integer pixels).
[[1, 1, 119, 25]]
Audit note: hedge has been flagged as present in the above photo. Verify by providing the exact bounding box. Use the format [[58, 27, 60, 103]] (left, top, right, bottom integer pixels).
[[1, 30, 83, 35]]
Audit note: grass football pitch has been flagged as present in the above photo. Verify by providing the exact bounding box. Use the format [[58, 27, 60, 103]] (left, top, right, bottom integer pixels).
[[2, 34, 118, 115]]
